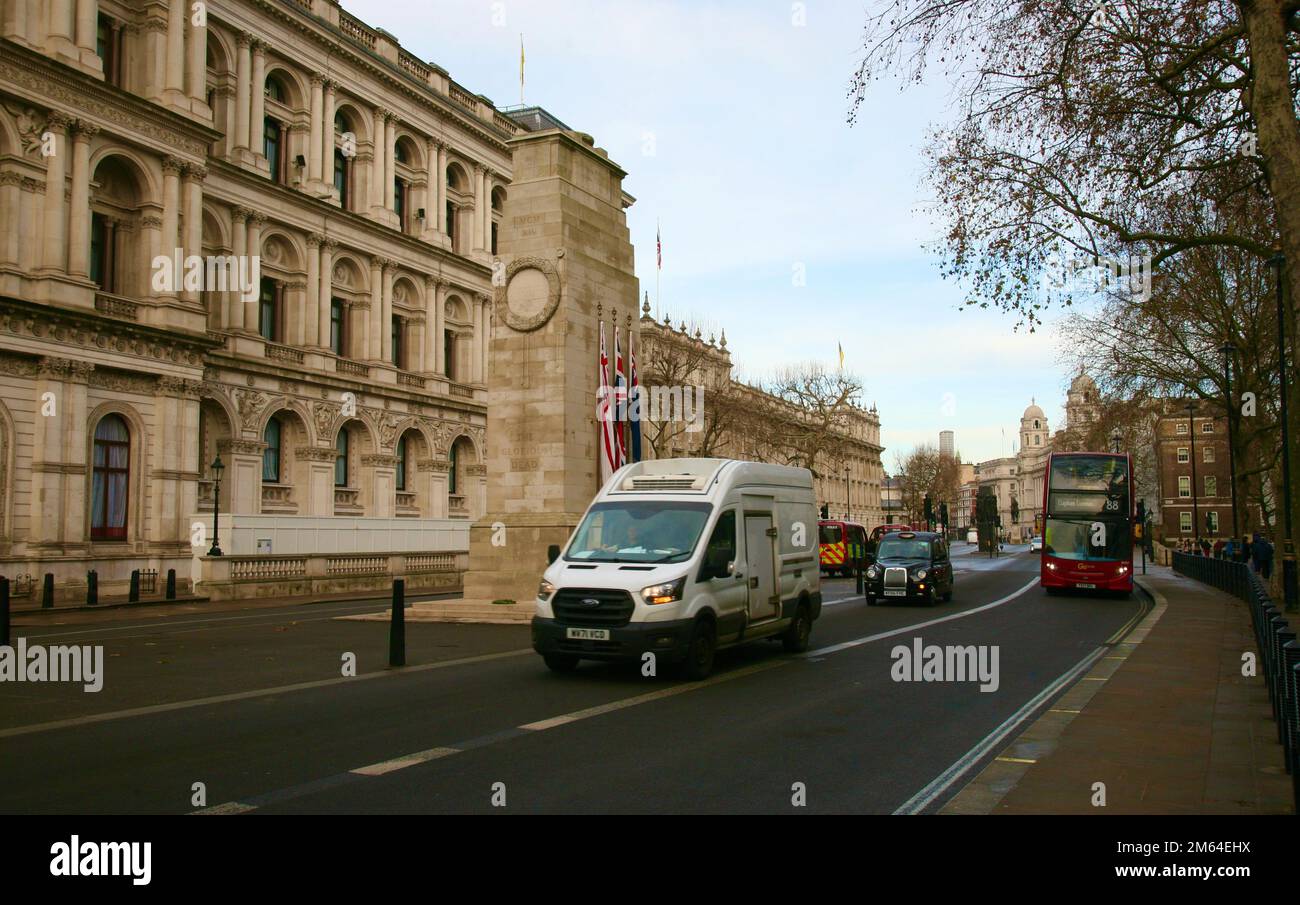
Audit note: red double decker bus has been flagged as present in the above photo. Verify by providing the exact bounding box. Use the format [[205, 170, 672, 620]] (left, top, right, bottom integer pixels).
[[1040, 451, 1134, 596]]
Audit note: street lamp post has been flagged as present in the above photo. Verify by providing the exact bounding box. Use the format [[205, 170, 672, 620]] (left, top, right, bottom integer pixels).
[[1269, 252, 1297, 610], [1187, 401, 1200, 552], [1221, 342, 1240, 561], [844, 466, 851, 521], [1110, 427, 1122, 454], [207, 455, 225, 557]]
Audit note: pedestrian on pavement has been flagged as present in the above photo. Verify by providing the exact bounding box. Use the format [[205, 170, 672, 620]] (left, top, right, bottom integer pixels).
[[1223, 537, 1236, 561], [1213, 539, 1225, 559], [1200, 538, 1212, 557], [1253, 534, 1274, 580]]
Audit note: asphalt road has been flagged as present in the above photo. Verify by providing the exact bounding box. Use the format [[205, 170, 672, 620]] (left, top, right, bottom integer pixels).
[[0, 550, 1143, 814]]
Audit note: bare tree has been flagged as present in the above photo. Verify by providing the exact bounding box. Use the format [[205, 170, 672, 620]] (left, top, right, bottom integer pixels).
[[894, 442, 963, 525], [761, 363, 866, 477], [848, 0, 1299, 331]]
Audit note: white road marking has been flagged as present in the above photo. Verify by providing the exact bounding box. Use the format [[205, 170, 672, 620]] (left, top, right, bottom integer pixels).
[[351, 747, 460, 776], [891, 645, 1107, 815], [804, 578, 1040, 657], [0, 648, 534, 739]]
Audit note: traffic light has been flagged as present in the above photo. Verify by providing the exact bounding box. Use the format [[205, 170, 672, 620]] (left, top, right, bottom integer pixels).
[[923, 494, 933, 526], [940, 502, 949, 527], [1136, 499, 1146, 522], [820, 503, 829, 519]]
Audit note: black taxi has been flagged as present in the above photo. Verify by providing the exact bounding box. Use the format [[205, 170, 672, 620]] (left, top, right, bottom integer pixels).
[[864, 531, 954, 606]]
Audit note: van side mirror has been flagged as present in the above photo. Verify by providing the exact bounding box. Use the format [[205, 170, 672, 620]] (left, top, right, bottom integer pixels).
[[547, 544, 560, 565]]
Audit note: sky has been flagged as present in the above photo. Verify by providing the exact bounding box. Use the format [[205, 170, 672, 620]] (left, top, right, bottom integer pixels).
[[344, 0, 1077, 467]]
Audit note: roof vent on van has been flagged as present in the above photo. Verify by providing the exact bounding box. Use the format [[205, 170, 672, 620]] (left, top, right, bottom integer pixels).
[[623, 473, 708, 492]]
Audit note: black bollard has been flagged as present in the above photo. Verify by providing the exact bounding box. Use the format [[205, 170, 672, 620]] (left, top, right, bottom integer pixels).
[[855, 559, 864, 595], [166, 569, 176, 600], [389, 578, 406, 667], [86, 570, 97, 606], [42, 573, 54, 609], [129, 570, 140, 603], [0, 576, 9, 646]]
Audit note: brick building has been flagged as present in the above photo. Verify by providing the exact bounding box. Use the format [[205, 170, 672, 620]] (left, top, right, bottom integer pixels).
[[1153, 400, 1255, 543]]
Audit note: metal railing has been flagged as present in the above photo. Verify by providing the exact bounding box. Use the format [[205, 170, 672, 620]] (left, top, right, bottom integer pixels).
[[1174, 552, 1299, 814]]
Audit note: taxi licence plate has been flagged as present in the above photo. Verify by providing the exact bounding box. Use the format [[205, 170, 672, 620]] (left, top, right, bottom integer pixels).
[[884, 589, 906, 597]]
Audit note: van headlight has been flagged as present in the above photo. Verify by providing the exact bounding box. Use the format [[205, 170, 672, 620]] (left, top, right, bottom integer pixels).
[[641, 576, 686, 605], [537, 579, 556, 601]]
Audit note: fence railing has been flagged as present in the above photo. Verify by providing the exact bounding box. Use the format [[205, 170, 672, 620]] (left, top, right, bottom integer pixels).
[[1173, 552, 1299, 813]]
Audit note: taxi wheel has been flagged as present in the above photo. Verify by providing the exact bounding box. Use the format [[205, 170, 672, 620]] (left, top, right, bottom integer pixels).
[[925, 587, 939, 607], [865, 595, 877, 606]]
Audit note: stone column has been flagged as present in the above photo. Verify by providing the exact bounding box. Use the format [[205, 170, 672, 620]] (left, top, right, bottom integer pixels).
[[157, 157, 182, 298], [67, 119, 97, 279], [424, 276, 439, 374], [182, 163, 205, 304], [435, 141, 448, 237], [74, 0, 97, 57], [318, 237, 336, 348], [384, 116, 397, 211], [249, 40, 266, 157], [305, 233, 321, 346], [229, 207, 249, 330], [470, 294, 482, 384], [0, 172, 20, 267], [368, 256, 385, 360], [353, 300, 369, 362], [45, 0, 74, 55], [380, 261, 395, 363], [471, 163, 484, 251], [308, 74, 323, 185], [433, 280, 446, 375], [40, 113, 70, 273], [234, 33, 251, 151], [370, 106, 387, 213], [482, 170, 493, 252], [186, 0, 206, 104], [30, 358, 71, 546], [165, 0, 185, 97], [246, 212, 265, 330], [321, 80, 337, 192], [419, 459, 449, 518], [286, 280, 307, 346]]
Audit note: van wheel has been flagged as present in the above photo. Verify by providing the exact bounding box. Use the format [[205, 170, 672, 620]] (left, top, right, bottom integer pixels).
[[683, 620, 716, 681], [543, 653, 580, 673], [783, 603, 812, 653]]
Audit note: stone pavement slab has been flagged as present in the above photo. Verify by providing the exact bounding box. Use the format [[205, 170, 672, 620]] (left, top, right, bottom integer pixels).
[[943, 564, 1292, 814]]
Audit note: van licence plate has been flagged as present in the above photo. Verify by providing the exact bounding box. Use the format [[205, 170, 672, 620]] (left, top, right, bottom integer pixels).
[[566, 627, 610, 641], [884, 589, 906, 597], [1075, 583, 1096, 589]]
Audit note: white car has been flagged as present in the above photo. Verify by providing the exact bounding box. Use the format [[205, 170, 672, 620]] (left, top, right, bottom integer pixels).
[[1029, 536, 1043, 552]]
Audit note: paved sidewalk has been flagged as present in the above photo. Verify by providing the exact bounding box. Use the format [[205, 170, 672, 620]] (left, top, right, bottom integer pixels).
[[944, 564, 1292, 814]]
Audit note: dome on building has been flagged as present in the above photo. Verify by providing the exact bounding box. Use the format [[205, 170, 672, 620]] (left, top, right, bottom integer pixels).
[[1069, 372, 1097, 394], [1023, 401, 1046, 421]]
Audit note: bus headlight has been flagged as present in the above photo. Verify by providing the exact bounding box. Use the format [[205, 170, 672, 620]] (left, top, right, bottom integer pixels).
[[537, 579, 556, 601], [641, 576, 686, 606]]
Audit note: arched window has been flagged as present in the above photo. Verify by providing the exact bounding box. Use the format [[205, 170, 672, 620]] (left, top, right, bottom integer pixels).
[[334, 429, 349, 487], [448, 442, 458, 495], [91, 415, 129, 540], [396, 434, 408, 492], [263, 418, 281, 482]]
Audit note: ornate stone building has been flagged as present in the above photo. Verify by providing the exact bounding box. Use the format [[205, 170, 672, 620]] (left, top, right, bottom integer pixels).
[[636, 305, 885, 527], [0, 0, 530, 600]]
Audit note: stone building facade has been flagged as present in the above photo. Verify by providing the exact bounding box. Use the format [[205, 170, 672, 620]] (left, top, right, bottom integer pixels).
[[0, 0, 534, 600], [636, 306, 885, 528]]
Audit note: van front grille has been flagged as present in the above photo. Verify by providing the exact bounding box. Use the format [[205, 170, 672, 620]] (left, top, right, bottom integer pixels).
[[552, 587, 636, 627]]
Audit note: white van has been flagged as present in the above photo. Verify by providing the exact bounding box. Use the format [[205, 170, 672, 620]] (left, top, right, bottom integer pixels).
[[532, 458, 822, 680]]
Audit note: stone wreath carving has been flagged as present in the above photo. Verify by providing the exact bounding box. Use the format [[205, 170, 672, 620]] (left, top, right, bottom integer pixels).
[[499, 255, 561, 332]]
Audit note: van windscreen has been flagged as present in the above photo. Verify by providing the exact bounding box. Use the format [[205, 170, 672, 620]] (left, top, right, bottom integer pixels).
[[567, 501, 712, 564]]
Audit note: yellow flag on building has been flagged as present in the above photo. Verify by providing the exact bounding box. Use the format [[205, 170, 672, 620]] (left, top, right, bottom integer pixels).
[[519, 34, 525, 104], [838, 342, 845, 369]]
